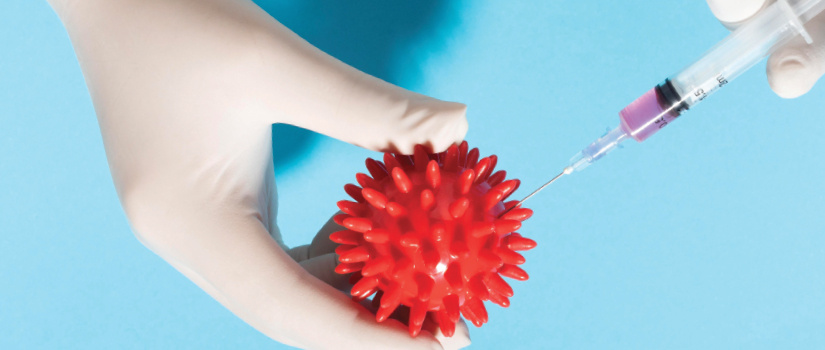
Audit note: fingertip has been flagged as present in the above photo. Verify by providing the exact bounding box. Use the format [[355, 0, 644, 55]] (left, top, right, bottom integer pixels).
[[433, 103, 469, 154], [452, 102, 468, 118], [706, 0, 770, 29], [767, 49, 822, 99], [454, 112, 469, 143], [434, 318, 471, 350], [395, 143, 416, 156]]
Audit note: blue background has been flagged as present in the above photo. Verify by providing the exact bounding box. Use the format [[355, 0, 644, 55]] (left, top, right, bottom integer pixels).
[[2, 0, 824, 349]]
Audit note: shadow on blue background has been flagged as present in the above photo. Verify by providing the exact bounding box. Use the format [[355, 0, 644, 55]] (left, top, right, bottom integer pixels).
[[261, 0, 464, 175]]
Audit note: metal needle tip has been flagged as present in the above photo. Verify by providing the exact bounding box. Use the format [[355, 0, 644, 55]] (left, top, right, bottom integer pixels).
[[499, 167, 570, 216]]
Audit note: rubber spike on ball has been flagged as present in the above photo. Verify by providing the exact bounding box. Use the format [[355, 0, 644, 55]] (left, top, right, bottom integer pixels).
[[466, 148, 480, 169], [487, 170, 507, 187], [413, 145, 430, 172], [365, 158, 389, 180], [458, 141, 469, 165]]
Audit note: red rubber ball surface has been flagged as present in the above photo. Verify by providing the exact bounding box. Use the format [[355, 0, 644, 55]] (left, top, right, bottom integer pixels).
[[331, 141, 537, 337]]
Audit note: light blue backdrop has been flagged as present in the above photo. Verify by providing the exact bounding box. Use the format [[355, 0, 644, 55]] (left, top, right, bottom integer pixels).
[[2, 0, 824, 349]]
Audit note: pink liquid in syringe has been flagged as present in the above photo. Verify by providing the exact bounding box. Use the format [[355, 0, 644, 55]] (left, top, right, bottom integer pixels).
[[619, 87, 682, 142]]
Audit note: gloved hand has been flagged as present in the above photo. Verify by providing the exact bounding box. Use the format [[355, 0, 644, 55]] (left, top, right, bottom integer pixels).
[[706, 0, 825, 98], [47, 0, 470, 348]]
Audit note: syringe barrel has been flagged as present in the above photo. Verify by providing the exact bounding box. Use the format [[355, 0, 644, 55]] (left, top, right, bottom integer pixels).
[[619, 0, 825, 142], [670, 0, 822, 107], [618, 81, 682, 142]]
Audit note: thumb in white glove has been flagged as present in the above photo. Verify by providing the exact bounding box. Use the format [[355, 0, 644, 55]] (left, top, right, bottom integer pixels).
[[707, 0, 825, 98]]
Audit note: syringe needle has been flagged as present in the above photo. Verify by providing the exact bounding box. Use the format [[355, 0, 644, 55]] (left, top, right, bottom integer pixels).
[[499, 166, 573, 217]]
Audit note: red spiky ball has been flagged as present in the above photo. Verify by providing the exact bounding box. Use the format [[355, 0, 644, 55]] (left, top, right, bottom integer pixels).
[[331, 141, 536, 337]]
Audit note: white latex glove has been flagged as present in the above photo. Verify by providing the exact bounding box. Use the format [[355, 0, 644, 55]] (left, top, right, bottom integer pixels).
[[706, 0, 825, 98], [47, 0, 470, 348]]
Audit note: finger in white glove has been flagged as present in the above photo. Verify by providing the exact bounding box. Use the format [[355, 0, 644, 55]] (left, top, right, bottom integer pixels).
[[706, 0, 825, 98]]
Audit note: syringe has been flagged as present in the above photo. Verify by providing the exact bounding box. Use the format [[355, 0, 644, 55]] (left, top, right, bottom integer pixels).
[[505, 0, 824, 211], [566, 0, 824, 173]]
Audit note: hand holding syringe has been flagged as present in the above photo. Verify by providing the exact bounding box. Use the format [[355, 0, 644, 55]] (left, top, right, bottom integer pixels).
[[508, 0, 825, 209]]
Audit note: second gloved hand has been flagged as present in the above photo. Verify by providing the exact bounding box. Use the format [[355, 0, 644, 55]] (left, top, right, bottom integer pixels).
[[707, 0, 825, 98]]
